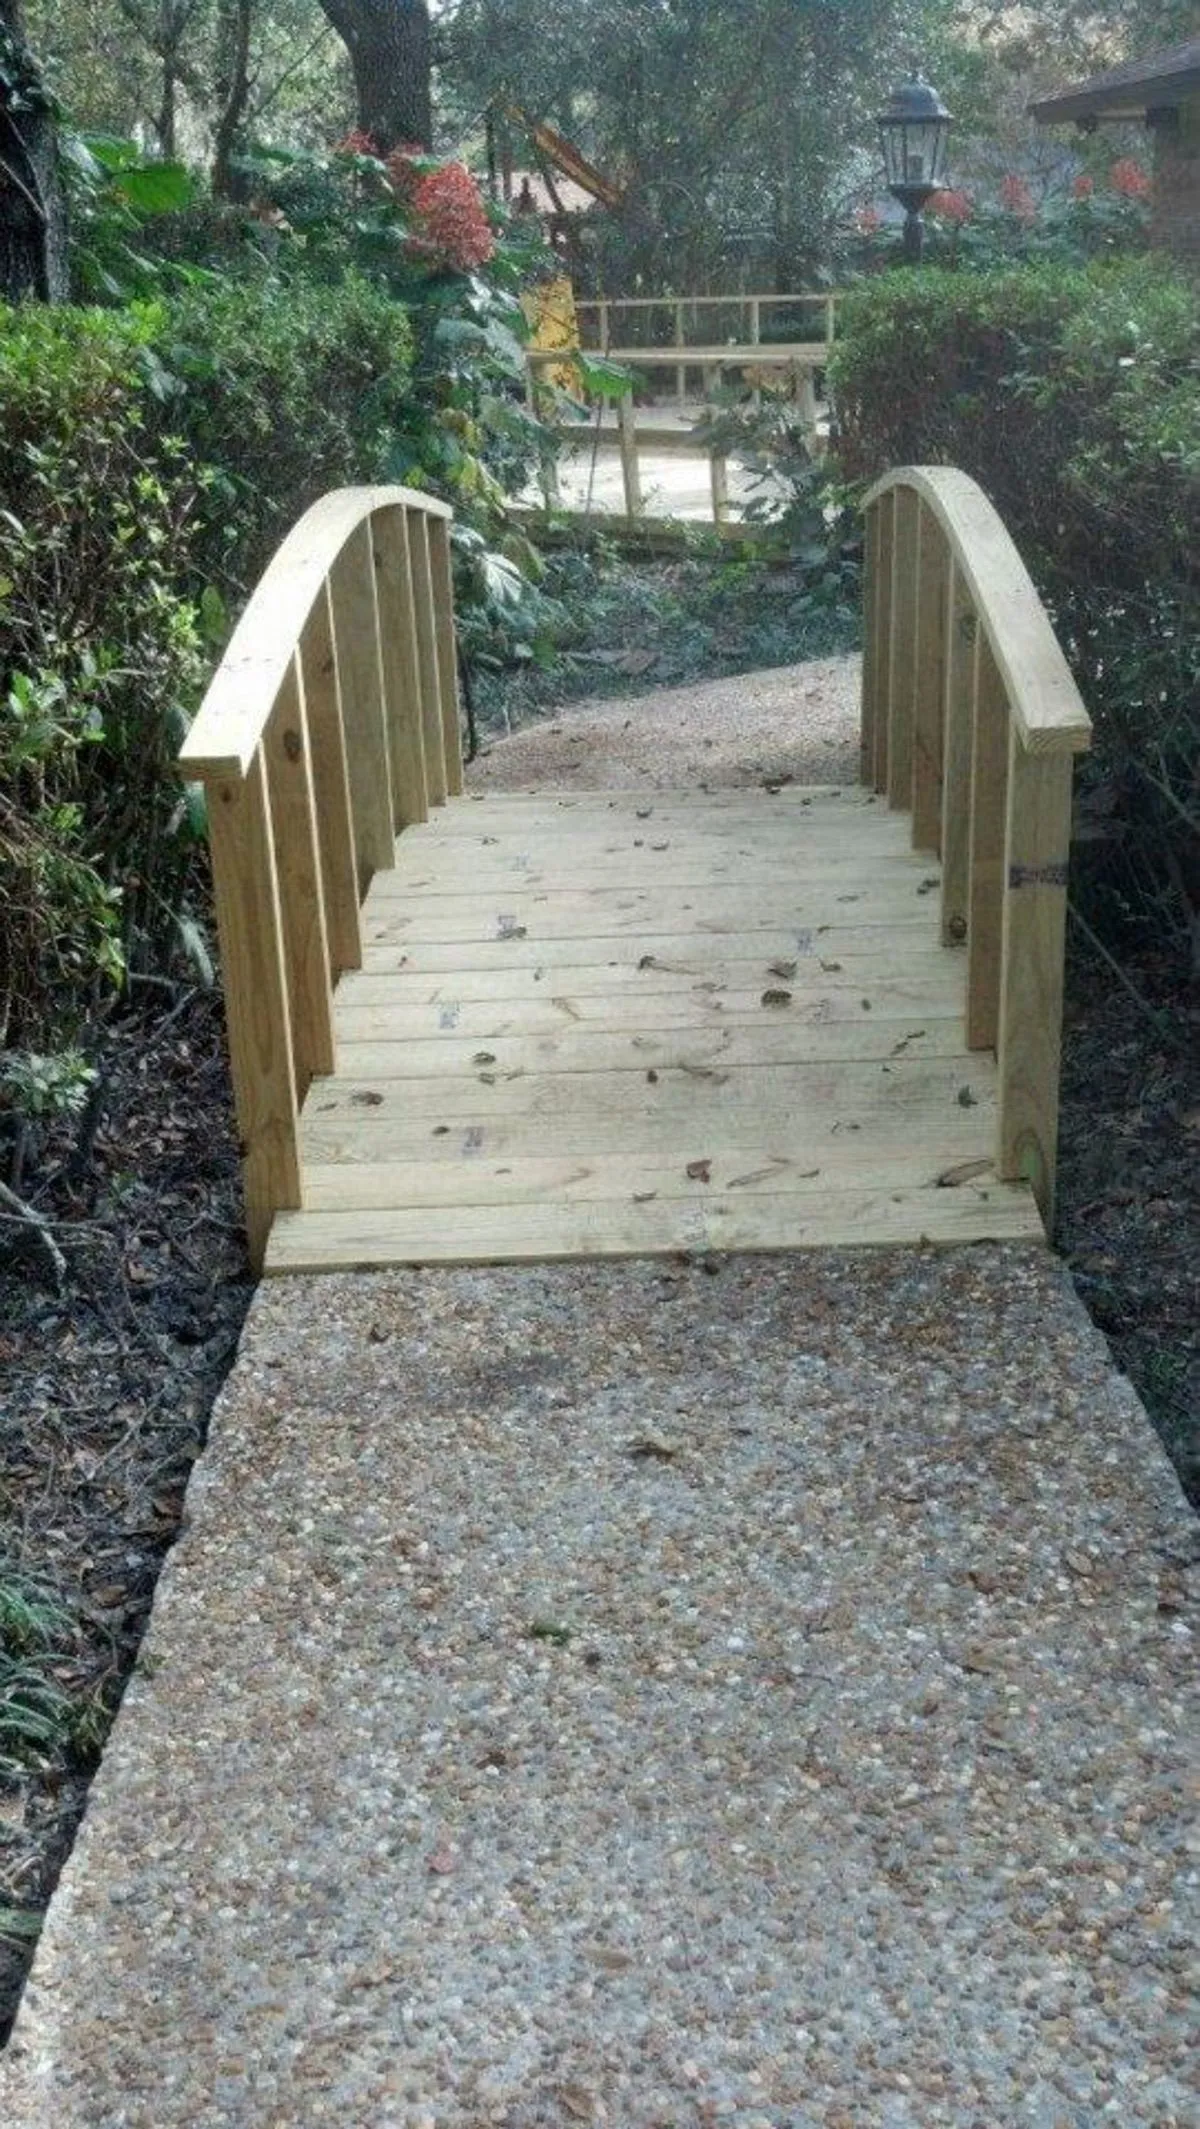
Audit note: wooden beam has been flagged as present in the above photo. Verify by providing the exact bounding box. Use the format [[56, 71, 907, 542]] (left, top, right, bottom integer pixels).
[[406, 511, 448, 807], [940, 564, 974, 953], [297, 587, 362, 980], [371, 504, 428, 833], [428, 515, 464, 797], [912, 503, 949, 853], [262, 660, 335, 1095], [996, 738, 1074, 1223], [205, 752, 301, 1269], [966, 635, 1010, 1051], [327, 520, 395, 896]]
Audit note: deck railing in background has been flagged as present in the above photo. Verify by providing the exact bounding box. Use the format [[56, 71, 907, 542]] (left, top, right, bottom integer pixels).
[[860, 467, 1092, 1222], [574, 290, 839, 356], [178, 486, 461, 1268]]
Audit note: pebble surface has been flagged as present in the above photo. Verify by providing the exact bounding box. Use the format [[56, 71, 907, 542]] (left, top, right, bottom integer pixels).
[[2, 1247, 1196, 2127]]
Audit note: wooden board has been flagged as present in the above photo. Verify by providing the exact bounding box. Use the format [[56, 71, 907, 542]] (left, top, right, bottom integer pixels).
[[264, 785, 1045, 1270], [266, 1183, 1041, 1272]]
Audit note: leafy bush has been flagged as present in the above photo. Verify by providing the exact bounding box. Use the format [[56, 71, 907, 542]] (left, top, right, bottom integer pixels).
[[0, 302, 206, 1053], [829, 260, 1200, 968], [161, 270, 416, 599]]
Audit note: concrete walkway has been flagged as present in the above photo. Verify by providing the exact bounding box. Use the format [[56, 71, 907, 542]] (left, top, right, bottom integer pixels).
[[3, 1250, 1196, 2127]]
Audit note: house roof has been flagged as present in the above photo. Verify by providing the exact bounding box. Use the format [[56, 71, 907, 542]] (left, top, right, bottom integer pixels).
[[1030, 37, 1200, 124]]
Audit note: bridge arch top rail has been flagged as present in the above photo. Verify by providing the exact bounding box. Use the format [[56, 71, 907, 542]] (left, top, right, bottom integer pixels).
[[862, 465, 1090, 758], [859, 465, 1092, 1225], [177, 484, 462, 1268]]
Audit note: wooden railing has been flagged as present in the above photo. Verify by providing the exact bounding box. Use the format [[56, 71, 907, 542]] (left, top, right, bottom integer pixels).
[[178, 486, 461, 1269], [575, 290, 839, 355], [860, 468, 1092, 1222]]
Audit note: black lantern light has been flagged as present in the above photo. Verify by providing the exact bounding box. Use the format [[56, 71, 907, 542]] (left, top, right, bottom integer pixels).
[[877, 77, 953, 262]]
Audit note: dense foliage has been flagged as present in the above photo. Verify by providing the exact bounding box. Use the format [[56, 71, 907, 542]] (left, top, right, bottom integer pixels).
[[830, 259, 1200, 971]]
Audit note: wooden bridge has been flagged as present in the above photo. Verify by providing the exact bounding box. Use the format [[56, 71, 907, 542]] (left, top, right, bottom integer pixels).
[[179, 469, 1092, 1275]]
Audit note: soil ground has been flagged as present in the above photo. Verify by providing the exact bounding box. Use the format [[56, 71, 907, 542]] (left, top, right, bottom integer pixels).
[[1, 671, 1196, 2045]]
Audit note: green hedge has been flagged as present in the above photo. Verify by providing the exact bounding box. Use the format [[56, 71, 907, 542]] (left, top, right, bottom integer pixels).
[[162, 271, 415, 599], [829, 260, 1199, 962], [0, 278, 416, 1059]]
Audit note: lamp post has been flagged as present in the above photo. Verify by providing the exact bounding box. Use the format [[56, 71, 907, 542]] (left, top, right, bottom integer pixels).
[[877, 78, 953, 262]]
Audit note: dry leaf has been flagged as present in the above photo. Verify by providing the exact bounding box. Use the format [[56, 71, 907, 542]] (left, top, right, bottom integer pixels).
[[351, 1090, 383, 1107], [686, 1158, 713, 1182], [937, 1158, 992, 1188], [768, 958, 798, 980], [761, 988, 793, 1008]]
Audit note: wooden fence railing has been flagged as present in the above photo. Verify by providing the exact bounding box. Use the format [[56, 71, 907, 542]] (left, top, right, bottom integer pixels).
[[860, 467, 1092, 1222], [575, 291, 839, 356], [178, 486, 461, 1269]]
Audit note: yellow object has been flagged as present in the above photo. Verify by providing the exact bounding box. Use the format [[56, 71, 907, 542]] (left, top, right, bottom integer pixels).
[[523, 276, 581, 396]]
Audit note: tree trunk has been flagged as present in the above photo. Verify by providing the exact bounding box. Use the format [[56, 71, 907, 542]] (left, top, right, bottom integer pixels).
[[212, 0, 253, 197], [317, 0, 432, 152], [0, 0, 68, 301]]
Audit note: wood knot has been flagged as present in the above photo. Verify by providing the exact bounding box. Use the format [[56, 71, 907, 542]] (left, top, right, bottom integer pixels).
[[947, 913, 968, 943]]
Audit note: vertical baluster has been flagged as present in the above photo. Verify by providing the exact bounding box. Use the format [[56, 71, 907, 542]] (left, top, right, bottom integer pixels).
[[327, 518, 394, 894], [940, 564, 975, 950], [710, 448, 729, 526], [298, 585, 361, 978], [912, 504, 949, 852], [617, 392, 642, 517], [205, 750, 300, 1270], [873, 489, 896, 793], [263, 659, 335, 1094], [966, 634, 1010, 1050], [371, 504, 428, 831], [407, 510, 448, 806], [997, 737, 1075, 1223], [428, 514, 464, 797], [888, 484, 920, 814], [859, 501, 880, 785]]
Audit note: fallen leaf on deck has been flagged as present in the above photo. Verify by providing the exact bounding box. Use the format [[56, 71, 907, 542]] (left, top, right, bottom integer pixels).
[[473, 1051, 497, 1065], [351, 1090, 384, 1107], [761, 989, 793, 1008], [686, 1158, 713, 1182], [937, 1158, 992, 1188], [890, 1030, 927, 1055], [768, 959, 798, 980]]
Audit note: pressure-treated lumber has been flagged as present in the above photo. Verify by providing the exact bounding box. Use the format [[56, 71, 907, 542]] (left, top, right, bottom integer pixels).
[[266, 1183, 1040, 1273], [204, 754, 301, 1268], [911, 504, 948, 852], [862, 467, 1091, 756], [180, 486, 450, 780], [996, 737, 1074, 1221], [428, 515, 465, 796], [406, 511, 448, 808], [297, 589, 362, 980], [266, 784, 1046, 1270], [967, 636, 1010, 1051], [327, 520, 395, 894], [371, 503, 428, 832], [939, 563, 974, 951], [262, 662, 335, 1094]]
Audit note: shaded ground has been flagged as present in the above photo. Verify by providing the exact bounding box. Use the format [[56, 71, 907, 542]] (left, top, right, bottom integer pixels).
[[470, 546, 860, 740], [0, 995, 252, 2029]]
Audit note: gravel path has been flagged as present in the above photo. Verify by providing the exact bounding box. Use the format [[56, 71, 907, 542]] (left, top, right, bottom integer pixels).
[[469, 658, 862, 794], [3, 1250, 1196, 2128]]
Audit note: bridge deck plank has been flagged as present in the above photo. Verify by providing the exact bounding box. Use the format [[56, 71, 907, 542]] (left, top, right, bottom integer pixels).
[[263, 787, 1044, 1271]]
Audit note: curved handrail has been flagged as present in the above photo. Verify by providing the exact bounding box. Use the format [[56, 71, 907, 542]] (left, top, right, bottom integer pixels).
[[862, 466, 1090, 757], [181, 484, 452, 781]]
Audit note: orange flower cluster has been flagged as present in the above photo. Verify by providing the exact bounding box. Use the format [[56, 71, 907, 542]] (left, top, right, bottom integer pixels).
[[1110, 158, 1151, 200], [400, 157, 496, 271], [927, 187, 973, 225], [999, 173, 1036, 222]]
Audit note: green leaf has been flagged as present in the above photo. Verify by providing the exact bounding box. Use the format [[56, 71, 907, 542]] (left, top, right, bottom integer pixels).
[[110, 161, 194, 214], [576, 353, 634, 404]]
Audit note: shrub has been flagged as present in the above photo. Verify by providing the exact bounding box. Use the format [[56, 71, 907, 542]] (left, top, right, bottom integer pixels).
[[160, 270, 416, 600], [0, 303, 206, 1051], [829, 260, 1200, 969]]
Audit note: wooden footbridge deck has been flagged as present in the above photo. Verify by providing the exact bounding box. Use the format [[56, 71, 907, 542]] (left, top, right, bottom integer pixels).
[[179, 471, 1092, 1274]]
